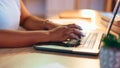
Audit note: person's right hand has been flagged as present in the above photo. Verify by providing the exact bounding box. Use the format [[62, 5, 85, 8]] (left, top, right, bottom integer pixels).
[[48, 24, 84, 42]]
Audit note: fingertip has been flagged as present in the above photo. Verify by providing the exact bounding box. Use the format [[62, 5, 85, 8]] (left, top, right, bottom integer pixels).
[[81, 34, 85, 37], [75, 25, 83, 30], [79, 27, 83, 30]]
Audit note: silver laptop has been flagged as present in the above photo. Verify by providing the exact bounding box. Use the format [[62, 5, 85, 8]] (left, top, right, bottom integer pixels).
[[33, 0, 120, 56]]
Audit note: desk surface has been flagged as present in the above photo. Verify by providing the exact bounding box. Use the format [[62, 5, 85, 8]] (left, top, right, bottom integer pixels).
[[0, 9, 104, 68], [0, 47, 100, 68]]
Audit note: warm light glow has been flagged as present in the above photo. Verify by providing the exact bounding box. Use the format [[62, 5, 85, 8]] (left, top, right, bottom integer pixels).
[[49, 19, 98, 32], [78, 9, 97, 24], [78, 9, 96, 18], [74, 20, 98, 32]]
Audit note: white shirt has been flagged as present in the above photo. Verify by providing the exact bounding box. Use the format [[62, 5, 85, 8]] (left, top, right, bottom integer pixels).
[[0, 0, 20, 30]]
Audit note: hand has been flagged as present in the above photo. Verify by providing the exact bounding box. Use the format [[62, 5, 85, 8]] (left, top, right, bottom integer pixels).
[[48, 24, 83, 42]]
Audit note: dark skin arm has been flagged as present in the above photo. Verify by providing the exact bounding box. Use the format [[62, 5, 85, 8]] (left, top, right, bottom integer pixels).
[[20, 0, 59, 30], [0, 25, 82, 48], [0, 30, 50, 48], [0, 0, 82, 48], [0, 0, 50, 47]]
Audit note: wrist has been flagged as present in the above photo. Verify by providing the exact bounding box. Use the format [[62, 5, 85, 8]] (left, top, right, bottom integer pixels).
[[45, 20, 60, 30], [47, 30, 55, 42], [30, 31, 51, 43]]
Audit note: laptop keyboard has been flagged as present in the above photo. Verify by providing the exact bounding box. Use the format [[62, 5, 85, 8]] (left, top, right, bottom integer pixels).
[[66, 32, 103, 49], [80, 32, 98, 48]]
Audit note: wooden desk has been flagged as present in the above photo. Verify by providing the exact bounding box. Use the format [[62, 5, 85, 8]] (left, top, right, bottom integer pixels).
[[51, 9, 107, 33], [0, 10, 103, 68], [0, 47, 99, 68]]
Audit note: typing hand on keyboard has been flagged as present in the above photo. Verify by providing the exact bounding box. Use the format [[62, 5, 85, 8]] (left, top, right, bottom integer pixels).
[[36, 39, 81, 47], [64, 39, 81, 47]]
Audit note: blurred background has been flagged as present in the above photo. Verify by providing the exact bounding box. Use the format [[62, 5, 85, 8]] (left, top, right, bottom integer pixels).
[[23, 0, 117, 18]]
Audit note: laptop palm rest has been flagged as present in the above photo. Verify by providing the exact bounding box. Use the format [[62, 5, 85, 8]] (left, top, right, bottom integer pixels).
[[34, 45, 99, 56]]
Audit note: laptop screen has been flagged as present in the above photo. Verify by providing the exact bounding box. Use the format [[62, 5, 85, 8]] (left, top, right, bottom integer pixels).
[[105, 0, 120, 36]]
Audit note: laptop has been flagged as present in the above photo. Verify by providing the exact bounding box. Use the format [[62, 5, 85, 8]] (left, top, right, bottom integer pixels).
[[33, 0, 120, 56]]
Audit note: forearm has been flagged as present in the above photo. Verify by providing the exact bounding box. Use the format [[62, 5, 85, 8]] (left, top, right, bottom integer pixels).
[[0, 30, 50, 47], [20, 16, 59, 30]]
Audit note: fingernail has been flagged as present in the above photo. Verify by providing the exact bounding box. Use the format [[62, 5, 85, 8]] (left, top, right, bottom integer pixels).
[[79, 27, 83, 30], [81, 34, 85, 37]]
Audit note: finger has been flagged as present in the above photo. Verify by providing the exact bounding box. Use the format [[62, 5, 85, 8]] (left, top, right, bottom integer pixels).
[[68, 33, 79, 40], [66, 28, 84, 38], [67, 24, 83, 30], [53, 25, 69, 34], [63, 35, 70, 41], [73, 29, 85, 38], [63, 31, 78, 41], [57, 25, 69, 31]]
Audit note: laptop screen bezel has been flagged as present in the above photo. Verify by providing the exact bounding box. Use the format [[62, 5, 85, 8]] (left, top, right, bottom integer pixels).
[[105, 0, 120, 36]]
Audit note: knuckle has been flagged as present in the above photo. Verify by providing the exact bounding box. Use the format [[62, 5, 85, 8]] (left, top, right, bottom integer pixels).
[[70, 28, 75, 31], [71, 24, 76, 26], [62, 26, 69, 30]]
